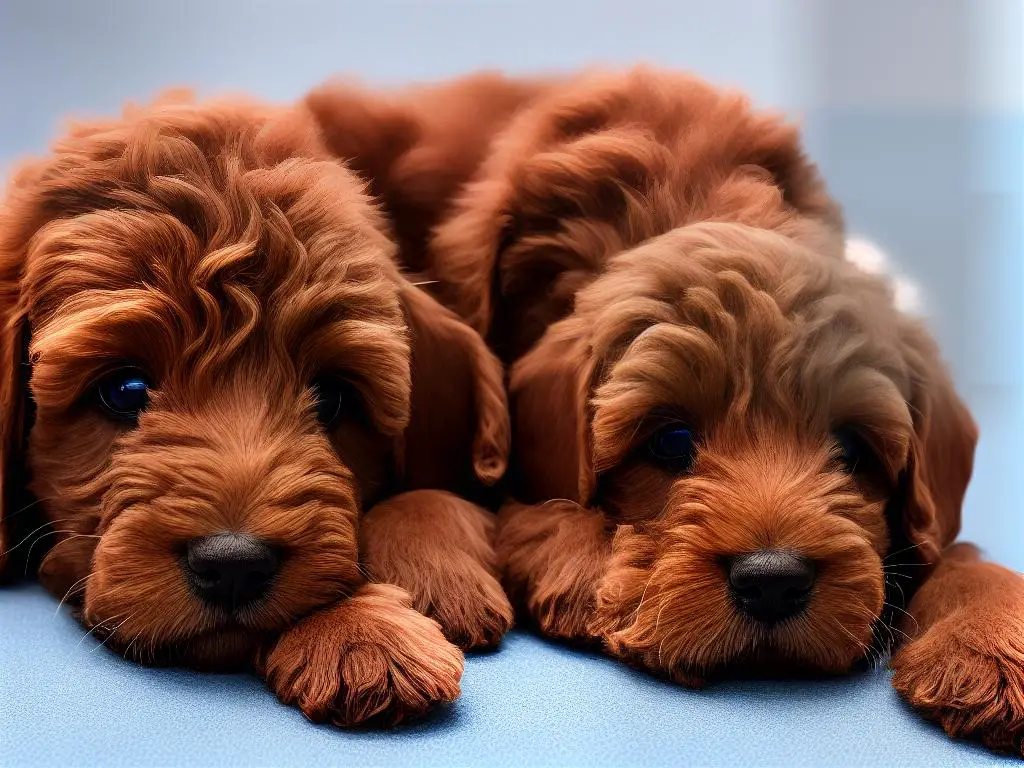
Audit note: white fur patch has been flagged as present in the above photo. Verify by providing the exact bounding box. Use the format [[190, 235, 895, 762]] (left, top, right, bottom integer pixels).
[[844, 237, 924, 316]]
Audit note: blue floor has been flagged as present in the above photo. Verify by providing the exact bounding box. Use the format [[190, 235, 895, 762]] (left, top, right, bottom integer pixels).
[[0, 582, 1015, 767]]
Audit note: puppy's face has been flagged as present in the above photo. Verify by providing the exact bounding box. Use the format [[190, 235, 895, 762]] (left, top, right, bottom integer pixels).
[[512, 223, 976, 681], [0, 99, 507, 667]]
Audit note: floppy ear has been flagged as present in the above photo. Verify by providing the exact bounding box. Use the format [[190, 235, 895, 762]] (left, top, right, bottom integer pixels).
[[397, 285, 509, 497], [507, 317, 598, 505], [899, 322, 978, 568], [305, 80, 421, 195]]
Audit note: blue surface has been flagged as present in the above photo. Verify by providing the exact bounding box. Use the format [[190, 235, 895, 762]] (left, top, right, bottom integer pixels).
[[1, 581, 1014, 768]]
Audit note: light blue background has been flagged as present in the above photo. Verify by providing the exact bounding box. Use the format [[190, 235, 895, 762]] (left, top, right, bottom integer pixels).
[[1, 1, 1021, 765]]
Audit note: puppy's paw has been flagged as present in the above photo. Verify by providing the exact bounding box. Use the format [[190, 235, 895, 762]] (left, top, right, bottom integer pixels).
[[497, 500, 610, 644], [521, 573, 600, 642], [415, 555, 514, 651], [261, 584, 463, 727], [891, 611, 1024, 755]]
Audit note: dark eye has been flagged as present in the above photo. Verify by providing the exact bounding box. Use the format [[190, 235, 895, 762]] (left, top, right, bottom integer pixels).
[[647, 423, 697, 470], [832, 427, 866, 472], [97, 368, 151, 420], [310, 377, 349, 429]]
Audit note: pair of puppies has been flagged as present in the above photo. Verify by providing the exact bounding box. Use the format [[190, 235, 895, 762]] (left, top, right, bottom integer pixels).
[[2, 68, 1023, 753]]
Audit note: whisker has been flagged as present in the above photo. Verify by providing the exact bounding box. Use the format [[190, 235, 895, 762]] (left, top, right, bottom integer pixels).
[[880, 568, 915, 578], [122, 631, 143, 661], [881, 562, 931, 569], [1, 495, 62, 521], [92, 614, 135, 653], [881, 601, 918, 641], [0, 518, 69, 560], [539, 498, 580, 508], [885, 575, 908, 608], [631, 572, 658, 625], [75, 613, 126, 648], [832, 615, 870, 656], [54, 573, 93, 616], [882, 541, 927, 563], [24, 530, 99, 577]]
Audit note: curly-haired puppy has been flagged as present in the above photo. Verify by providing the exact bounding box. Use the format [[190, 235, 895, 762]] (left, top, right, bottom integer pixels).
[[418, 67, 1024, 754], [0, 89, 513, 727]]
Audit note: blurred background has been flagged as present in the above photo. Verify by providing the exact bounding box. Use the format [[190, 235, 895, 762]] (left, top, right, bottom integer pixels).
[[1, 0, 1021, 568]]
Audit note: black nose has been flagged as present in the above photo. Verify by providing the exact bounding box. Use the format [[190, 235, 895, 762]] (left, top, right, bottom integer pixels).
[[185, 532, 279, 612], [728, 549, 815, 624]]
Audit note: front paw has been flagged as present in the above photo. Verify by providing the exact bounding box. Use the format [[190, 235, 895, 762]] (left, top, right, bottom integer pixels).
[[515, 570, 600, 643], [891, 611, 1024, 755], [261, 584, 464, 727], [416, 555, 514, 651], [497, 500, 610, 644]]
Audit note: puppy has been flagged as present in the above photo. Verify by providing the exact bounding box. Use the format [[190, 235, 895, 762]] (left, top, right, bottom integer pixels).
[[0, 89, 511, 726], [422, 67, 1024, 754]]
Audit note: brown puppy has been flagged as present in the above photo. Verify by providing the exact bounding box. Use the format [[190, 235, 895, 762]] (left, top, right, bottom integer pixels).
[[421, 67, 1024, 754], [0, 90, 511, 726]]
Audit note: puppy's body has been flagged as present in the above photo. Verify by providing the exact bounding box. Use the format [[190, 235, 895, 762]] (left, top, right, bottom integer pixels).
[[414, 68, 1022, 754], [0, 91, 511, 725]]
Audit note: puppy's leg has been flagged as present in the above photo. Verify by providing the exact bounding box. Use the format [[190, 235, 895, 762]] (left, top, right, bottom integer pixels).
[[360, 490, 513, 650], [890, 543, 1024, 755], [259, 583, 463, 727], [496, 500, 611, 642]]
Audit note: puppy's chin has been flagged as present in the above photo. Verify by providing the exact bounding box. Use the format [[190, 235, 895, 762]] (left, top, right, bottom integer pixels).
[[83, 617, 264, 671], [80, 569, 300, 671], [592, 520, 886, 684], [79, 569, 341, 672]]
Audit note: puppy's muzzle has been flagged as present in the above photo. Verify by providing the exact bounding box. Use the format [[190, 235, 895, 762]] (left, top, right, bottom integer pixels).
[[728, 549, 815, 625], [185, 532, 280, 612]]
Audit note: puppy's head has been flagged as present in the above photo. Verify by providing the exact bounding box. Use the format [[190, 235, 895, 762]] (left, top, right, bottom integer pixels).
[[0, 93, 507, 667], [430, 67, 844, 361], [513, 222, 975, 681]]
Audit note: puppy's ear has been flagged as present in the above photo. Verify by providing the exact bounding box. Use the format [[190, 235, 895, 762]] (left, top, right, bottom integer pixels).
[[305, 80, 421, 193], [899, 323, 978, 567], [397, 285, 509, 495], [508, 318, 598, 505]]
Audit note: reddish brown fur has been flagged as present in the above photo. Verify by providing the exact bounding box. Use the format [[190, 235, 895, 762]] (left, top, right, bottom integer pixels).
[[0, 88, 513, 726], [415, 67, 1021, 754], [257, 583, 463, 727], [360, 490, 513, 649], [306, 72, 552, 275]]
